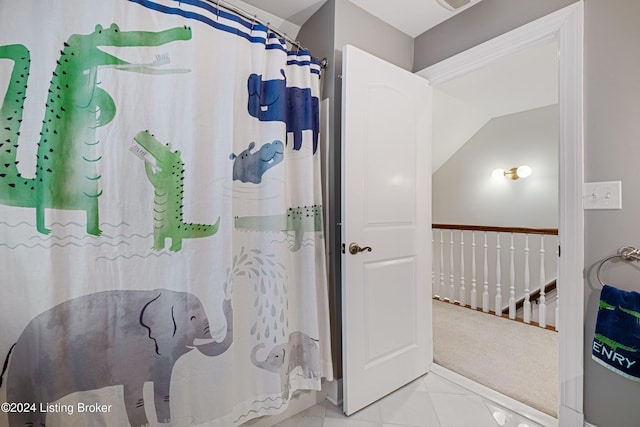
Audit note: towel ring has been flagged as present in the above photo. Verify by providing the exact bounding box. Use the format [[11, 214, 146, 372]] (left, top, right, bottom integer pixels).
[[596, 246, 640, 286]]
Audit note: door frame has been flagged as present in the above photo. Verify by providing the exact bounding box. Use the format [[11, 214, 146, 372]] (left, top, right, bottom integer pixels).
[[416, 2, 584, 426]]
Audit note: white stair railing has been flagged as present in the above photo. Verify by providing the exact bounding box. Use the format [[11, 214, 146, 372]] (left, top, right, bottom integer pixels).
[[439, 230, 445, 301], [509, 233, 516, 319], [482, 232, 489, 313], [432, 224, 559, 329], [539, 235, 547, 328], [470, 231, 477, 310], [459, 232, 466, 307], [495, 233, 502, 317], [449, 230, 455, 301], [523, 234, 531, 324]]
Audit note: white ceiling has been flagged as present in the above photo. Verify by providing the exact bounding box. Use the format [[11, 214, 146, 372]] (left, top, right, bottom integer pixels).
[[236, 0, 484, 38], [434, 41, 559, 118], [238, 0, 327, 27], [429, 40, 559, 171], [348, 0, 484, 37]]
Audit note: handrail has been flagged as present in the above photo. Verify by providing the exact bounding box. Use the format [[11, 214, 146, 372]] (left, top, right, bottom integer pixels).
[[502, 279, 557, 315], [432, 224, 558, 236]]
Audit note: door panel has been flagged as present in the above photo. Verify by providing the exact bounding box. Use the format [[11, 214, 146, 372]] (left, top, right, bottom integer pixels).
[[364, 257, 417, 365], [364, 90, 416, 225], [341, 45, 432, 415]]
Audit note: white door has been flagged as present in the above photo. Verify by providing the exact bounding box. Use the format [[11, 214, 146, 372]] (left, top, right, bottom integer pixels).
[[341, 45, 432, 415]]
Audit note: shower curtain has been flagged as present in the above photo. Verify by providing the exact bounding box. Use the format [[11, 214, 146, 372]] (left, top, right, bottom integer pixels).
[[0, 1, 332, 426]]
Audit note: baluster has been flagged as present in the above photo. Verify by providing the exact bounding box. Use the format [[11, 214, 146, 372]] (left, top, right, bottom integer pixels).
[[449, 230, 455, 302], [523, 234, 531, 324], [482, 232, 489, 312], [555, 286, 560, 331], [459, 231, 466, 306], [539, 234, 547, 328], [470, 231, 477, 310], [555, 242, 559, 331], [508, 233, 516, 319], [495, 232, 502, 316], [439, 230, 445, 301], [432, 232, 435, 295]]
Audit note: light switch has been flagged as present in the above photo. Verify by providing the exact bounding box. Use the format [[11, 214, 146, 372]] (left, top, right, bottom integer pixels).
[[583, 181, 622, 210]]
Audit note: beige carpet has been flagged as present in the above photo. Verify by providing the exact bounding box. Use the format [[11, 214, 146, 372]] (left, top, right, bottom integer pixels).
[[432, 300, 558, 417]]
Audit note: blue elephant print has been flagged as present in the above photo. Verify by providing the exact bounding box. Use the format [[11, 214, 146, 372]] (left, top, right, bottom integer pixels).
[[0, 289, 233, 427], [247, 69, 320, 154], [229, 140, 284, 183]]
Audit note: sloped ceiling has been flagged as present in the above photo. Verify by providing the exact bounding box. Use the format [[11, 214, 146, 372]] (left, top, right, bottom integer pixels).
[[232, 0, 484, 38], [429, 40, 558, 172]]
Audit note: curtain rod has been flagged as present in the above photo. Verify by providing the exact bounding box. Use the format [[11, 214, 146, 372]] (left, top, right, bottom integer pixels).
[[198, 0, 328, 68]]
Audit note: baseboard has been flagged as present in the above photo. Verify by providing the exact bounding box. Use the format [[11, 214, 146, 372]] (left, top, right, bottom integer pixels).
[[323, 378, 343, 406], [584, 423, 597, 427], [431, 364, 558, 427]]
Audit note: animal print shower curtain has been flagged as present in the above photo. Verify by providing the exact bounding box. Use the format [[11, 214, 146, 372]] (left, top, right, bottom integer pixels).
[[0, 1, 333, 426]]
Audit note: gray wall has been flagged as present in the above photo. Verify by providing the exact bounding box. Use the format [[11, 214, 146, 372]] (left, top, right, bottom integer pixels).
[[416, 0, 640, 425], [296, 0, 335, 102], [433, 105, 558, 228], [413, 0, 578, 72], [297, 0, 414, 379], [583, 1, 640, 426], [334, 0, 414, 71]]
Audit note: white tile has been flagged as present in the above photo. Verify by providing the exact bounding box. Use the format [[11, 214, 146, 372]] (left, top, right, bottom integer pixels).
[[273, 413, 324, 427], [324, 401, 347, 418], [271, 373, 546, 427], [483, 401, 545, 427], [325, 400, 382, 423], [379, 390, 440, 426], [323, 417, 382, 427], [400, 376, 429, 393], [302, 403, 328, 419], [423, 373, 473, 395], [429, 393, 498, 427]]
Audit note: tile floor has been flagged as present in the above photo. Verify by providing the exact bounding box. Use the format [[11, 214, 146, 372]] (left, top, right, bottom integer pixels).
[[274, 373, 545, 427]]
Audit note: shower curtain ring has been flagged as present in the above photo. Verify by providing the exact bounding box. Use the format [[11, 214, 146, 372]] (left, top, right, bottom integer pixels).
[[251, 15, 256, 31], [216, 0, 220, 20]]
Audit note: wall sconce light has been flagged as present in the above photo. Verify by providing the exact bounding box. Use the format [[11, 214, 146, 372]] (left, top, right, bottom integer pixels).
[[492, 165, 532, 180]]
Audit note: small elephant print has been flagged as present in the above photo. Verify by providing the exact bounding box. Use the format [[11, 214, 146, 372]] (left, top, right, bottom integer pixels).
[[250, 331, 320, 400]]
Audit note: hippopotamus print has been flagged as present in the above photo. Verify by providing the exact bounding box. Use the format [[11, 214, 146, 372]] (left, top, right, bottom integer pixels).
[[247, 69, 320, 154], [229, 140, 284, 184]]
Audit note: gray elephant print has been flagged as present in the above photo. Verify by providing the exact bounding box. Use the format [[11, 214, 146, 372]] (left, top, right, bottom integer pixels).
[[0, 289, 233, 427], [250, 331, 320, 401]]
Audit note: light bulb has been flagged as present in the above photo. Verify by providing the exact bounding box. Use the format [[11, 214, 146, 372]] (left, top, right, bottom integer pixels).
[[492, 168, 505, 180], [517, 165, 532, 178]]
